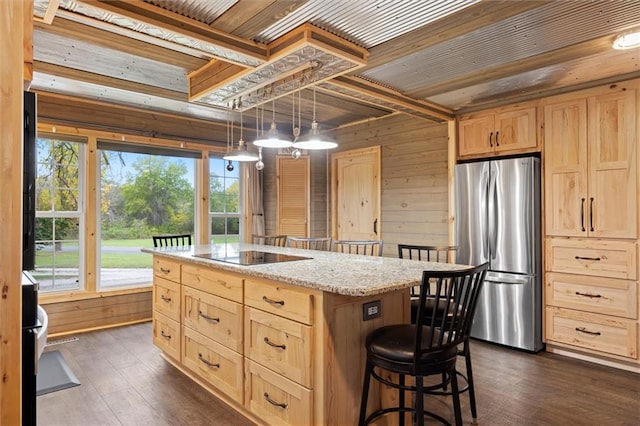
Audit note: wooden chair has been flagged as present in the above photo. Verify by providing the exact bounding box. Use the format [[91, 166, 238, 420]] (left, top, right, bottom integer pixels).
[[152, 234, 192, 248], [397, 244, 480, 422], [251, 234, 287, 247], [397, 244, 457, 263], [286, 237, 332, 251], [331, 239, 383, 256], [359, 263, 489, 426]]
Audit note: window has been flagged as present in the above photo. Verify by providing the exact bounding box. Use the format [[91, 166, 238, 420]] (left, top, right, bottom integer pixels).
[[33, 136, 85, 292], [210, 157, 241, 244], [98, 145, 197, 289]]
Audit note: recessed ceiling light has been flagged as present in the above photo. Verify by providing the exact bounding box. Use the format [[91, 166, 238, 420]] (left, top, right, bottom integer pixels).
[[613, 28, 640, 50]]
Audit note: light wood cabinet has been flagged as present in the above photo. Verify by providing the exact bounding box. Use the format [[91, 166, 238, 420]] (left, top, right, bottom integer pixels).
[[543, 81, 639, 369], [458, 103, 537, 159], [150, 253, 410, 425], [152, 257, 182, 360], [544, 89, 637, 238]]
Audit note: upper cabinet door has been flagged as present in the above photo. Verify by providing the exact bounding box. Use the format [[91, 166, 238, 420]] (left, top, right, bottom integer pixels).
[[544, 99, 589, 237], [457, 102, 539, 160], [458, 115, 494, 157], [494, 107, 537, 153], [588, 90, 637, 239]]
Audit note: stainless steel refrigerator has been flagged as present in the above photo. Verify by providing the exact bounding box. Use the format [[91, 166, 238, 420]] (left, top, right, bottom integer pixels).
[[454, 156, 543, 352]]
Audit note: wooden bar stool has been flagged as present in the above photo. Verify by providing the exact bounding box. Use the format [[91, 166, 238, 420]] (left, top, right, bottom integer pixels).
[[359, 263, 489, 426]]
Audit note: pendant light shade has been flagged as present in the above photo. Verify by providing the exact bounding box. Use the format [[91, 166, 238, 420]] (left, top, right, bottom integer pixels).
[[292, 86, 337, 150], [253, 98, 292, 148], [223, 137, 260, 162], [224, 100, 259, 162], [292, 120, 337, 149], [253, 121, 293, 148]]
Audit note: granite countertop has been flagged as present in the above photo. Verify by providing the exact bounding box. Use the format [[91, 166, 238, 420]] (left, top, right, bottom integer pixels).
[[142, 243, 468, 297]]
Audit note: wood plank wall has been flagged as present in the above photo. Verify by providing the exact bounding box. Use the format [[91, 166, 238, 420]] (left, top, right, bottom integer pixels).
[[43, 292, 152, 337], [263, 114, 449, 257]]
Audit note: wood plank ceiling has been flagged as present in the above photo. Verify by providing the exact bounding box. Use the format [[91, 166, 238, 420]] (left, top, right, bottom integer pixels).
[[30, 0, 640, 147]]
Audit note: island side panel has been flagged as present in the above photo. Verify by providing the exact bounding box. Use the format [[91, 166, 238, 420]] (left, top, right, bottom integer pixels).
[[323, 289, 410, 425]]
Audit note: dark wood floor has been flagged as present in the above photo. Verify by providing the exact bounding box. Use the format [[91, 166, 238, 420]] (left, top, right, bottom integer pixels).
[[37, 322, 640, 425]]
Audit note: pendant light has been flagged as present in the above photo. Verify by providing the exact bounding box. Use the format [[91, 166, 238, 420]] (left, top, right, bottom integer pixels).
[[292, 86, 337, 150], [223, 99, 259, 162], [253, 98, 292, 148]]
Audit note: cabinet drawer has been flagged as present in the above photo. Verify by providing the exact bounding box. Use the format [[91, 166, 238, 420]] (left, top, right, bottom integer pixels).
[[183, 327, 243, 404], [245, 279, 314, 325], [546, 238, 637, 280], [182, 264, 243, 303], [545, 307, 638, 359], [245, 360, 312, 426], [153, 312, 181, 361], [154, 257, 182, 283], [153, 277, 181, 321], [183, 286, 243, 352], [546, 272, 637, 319], [245, 307, 313, 388]]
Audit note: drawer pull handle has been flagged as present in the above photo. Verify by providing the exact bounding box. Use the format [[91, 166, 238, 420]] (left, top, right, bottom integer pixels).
[[575, 291, 602, 299], [198, 311, 220, 323], [264, 337, 286, 350], [262, 295, 285, 306], [263, 392, 288, 409], [198, 353, 220, 368], [160, 267, 171, 274], [574, 256, 601, 261], [575, 327, 601, 336], [160, 295, 172, 302], [160, 331, 171, 340]]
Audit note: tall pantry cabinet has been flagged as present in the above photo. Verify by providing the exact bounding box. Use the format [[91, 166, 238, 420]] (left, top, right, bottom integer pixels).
[[543, 80, 639, 369]]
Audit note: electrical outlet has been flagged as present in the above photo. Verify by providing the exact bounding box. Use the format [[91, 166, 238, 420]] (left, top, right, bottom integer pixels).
[[362, 300, 381, 321]]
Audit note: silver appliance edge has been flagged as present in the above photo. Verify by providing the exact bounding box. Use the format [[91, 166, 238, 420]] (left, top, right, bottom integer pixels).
[[455, 156, 543, 352]]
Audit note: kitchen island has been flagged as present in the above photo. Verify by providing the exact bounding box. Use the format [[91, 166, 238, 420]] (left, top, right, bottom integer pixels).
[[143, 243, 466, 425]]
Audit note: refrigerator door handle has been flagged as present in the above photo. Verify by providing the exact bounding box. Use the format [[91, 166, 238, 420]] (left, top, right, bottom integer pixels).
[[488, 166, 498, 261]]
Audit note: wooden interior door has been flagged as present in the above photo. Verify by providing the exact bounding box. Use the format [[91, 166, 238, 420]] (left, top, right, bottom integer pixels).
[[588, 89, 637, 239], [331, 147, 381, 241], [277, 156, 310, 237], [544, 98, 588, 237]]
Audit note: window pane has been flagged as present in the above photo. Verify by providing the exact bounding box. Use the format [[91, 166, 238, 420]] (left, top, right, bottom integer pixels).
[[99, 151, 195, 289], [33, 137, 84, 293], [211, 216, 240, 244], [33, 217, 81, 292], [209, 157, 242, 243]]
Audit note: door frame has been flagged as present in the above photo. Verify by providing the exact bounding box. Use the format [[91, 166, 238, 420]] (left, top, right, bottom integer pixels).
[[330, 146, 381, 240]]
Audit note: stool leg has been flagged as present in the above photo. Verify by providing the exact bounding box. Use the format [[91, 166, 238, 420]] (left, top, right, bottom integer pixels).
[[359, 360, 373, 425], [415, 375, 424, 426], [450, 368, 463, 426], [464, 339, 478, 422], [399, 374, 405, 426]]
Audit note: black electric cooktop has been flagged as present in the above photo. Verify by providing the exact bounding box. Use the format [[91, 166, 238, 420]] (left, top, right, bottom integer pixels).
[[193, 250, 311, 266]]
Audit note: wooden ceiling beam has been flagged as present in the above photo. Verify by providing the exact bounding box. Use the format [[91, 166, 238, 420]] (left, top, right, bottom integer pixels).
[[321, 76, 454, 123], [363, 0, 550, 71], [90, 0, 268, 63], [35, 18, 208, 70], [212, 0, 309, 39], [407, 33, 620, 99]]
